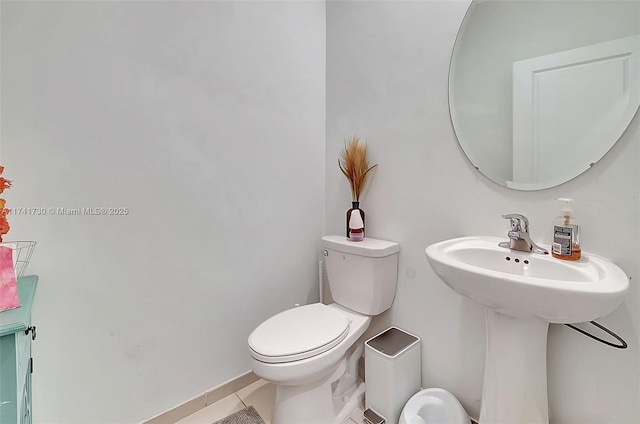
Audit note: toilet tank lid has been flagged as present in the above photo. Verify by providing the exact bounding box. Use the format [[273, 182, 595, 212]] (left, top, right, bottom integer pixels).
[[322, 235, 400, 257]]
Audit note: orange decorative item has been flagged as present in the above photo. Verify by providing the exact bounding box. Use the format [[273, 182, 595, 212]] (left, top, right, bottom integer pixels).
[[0, 166, 11, 242]]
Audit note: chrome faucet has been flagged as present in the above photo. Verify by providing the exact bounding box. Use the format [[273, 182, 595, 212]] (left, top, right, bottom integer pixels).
[[498, 214, 549, 254]]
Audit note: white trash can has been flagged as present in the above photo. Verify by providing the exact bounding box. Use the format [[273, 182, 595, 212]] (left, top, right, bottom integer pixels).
[[364, 327, 421, 424]]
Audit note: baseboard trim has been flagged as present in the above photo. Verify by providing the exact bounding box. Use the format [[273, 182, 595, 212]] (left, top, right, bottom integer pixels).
[[143, 371, 259, 424]]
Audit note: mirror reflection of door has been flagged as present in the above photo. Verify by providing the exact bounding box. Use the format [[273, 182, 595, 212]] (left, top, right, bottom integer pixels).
[[449, 0, 640, 191], [511, 35, 640, 189]]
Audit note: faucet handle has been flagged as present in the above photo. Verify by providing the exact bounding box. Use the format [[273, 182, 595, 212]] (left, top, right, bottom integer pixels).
[[501, 214, 529, 232]]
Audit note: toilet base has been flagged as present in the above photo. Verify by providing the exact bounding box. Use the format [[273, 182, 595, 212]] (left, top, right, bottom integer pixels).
[[250, 304, 372, 424], [274, 373, 335, 424], [273, 360, 365, 424], [334, 379, 366, 423]]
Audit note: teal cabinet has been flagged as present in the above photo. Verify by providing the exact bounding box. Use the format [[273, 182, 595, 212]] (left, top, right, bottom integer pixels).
[[0, 276, 38, 424]]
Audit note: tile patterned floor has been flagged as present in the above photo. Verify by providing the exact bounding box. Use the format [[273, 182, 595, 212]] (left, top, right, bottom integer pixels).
[[176, 379, 365, 424]]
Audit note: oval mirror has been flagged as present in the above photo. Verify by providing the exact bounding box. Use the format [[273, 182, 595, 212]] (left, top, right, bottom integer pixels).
[[449, 0, 640, 190]]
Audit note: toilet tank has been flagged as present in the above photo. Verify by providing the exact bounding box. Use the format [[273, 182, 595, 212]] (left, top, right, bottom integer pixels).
[[322, 235, 400, 315]]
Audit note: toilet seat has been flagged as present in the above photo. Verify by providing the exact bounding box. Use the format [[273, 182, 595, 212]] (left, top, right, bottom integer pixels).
[[249, 303, 350, 363]]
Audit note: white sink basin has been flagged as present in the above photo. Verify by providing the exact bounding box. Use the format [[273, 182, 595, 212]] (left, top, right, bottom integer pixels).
[[425, 236, 628, 323], [426, 235, 629, 424]]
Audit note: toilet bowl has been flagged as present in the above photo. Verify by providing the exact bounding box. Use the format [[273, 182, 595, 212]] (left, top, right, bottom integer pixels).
[[399, 388, 469, 424], [249, 303, 370, 423], [248, 236, 400, 424]]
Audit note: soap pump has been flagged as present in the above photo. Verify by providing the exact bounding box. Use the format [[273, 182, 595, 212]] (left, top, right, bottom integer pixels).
[[552, 197, 581, 260]]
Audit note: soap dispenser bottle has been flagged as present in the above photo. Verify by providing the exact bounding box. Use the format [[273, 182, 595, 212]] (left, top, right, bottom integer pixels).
[[552, 198, 581, 260]]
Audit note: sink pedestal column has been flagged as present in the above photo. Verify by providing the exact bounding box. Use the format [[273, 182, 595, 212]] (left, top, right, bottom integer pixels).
[[479, 309, 550, 424]]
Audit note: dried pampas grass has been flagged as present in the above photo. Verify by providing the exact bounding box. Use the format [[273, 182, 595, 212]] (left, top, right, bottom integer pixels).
[[338, 136, 377, 202]]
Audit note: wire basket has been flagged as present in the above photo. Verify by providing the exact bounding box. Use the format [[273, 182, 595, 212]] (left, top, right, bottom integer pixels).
[[0, 241, 36, 278]]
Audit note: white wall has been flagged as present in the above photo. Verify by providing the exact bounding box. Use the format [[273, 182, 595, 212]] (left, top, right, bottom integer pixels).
[[327, 1, 639, 423], [1, 1, 325, 422]]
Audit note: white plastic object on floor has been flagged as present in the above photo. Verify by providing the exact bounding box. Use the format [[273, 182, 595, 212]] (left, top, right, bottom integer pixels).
[[399, 388, 469, 424]]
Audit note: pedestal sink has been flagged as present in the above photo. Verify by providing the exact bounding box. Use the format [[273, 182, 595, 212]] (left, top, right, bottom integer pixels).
[[425, 236, 629, 424]]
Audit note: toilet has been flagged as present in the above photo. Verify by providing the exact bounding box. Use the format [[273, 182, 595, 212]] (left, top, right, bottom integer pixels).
[[248, 235, 399, 424], [399, 388, 470, 424]]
